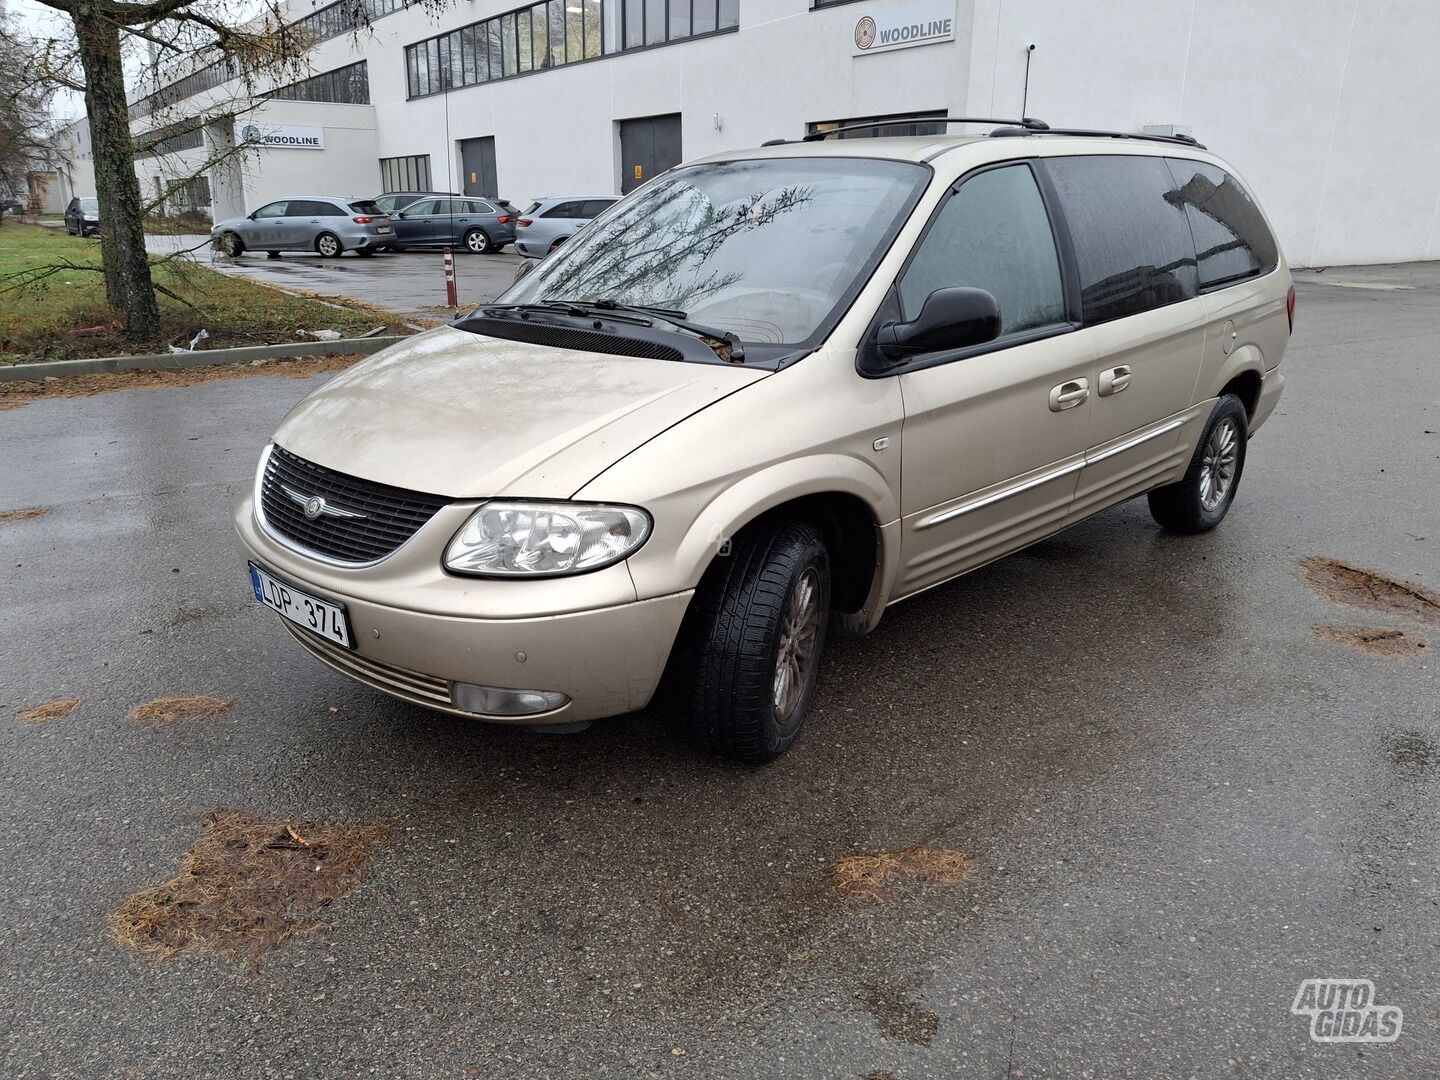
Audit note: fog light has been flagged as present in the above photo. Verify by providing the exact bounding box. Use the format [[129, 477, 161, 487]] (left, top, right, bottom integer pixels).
[[450, 682, 569, 717]]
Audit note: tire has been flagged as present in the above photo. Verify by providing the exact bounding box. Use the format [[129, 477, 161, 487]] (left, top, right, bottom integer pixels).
[[220, 232, 244, 257], [548, 236, 568, 254], [266, 250, 280, 259], [1148, 394, 1249, 533], [315, 232, 342, 258], [683, 521, 831, 762], [464, 228, 492, 255]]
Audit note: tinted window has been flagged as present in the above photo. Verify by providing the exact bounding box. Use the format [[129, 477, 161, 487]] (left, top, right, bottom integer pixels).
[[312, 200, 348, 216], [522, 202, 541, 215], [899, 164, 1066, 336], [1044, 155, 1198, 325], [349, 200, 383, 215], [253, 201, 290, 218], [1164, 159, 1278, 289], [544, 200, 586, 218], [581, 199, 616, 218], [469, 200, 496, 214]]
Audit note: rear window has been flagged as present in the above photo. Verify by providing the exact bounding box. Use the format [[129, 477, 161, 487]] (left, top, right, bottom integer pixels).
[[1043, 155, 1199, 325], [1164, 159, 1278, 289], [349, 201, 384, 215], [521, 202, 541, 215]]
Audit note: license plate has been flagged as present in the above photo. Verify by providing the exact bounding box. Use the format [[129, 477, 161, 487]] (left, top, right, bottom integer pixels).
[[376, 225, 392, 233], [248, 562, 352, 648]]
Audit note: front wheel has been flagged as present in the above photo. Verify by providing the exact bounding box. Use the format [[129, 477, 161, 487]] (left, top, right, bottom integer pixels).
[[684, 521, 831, 762], [218, 231, 244, 257], [1148, 394, 1248, 533], [315, 232, 342, 258], [464, 228, 492, 254]]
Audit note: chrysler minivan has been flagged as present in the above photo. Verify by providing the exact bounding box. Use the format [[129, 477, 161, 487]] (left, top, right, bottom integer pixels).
[[236, 118, 1292, 761]]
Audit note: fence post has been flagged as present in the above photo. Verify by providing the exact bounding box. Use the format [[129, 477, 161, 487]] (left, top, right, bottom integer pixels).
[[443, 246, 458, 309]]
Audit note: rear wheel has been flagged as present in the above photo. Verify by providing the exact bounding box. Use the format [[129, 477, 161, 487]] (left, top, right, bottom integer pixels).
[[1148, 394, 1248, 533], [683, 521, 831, 762], [315, 232, 342, 258], [464, 228, 493, 254]]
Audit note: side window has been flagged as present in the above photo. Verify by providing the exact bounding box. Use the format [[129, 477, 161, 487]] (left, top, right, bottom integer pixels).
[[312, 201, 346, 217], [1043, 155, 1198, 325], [404, 199, 437, 216], [253, 201, 290, 218], [544, 200, 585, 218], [899, 164, 1067, 337], [1164, 158, 1278, 289], [581, 199, 616, 218], [469, 200, 496, 215]]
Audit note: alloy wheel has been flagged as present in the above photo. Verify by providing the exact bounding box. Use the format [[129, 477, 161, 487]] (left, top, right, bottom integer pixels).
[[773, 567, 822, 725], [1199, 417, 1239, 511]]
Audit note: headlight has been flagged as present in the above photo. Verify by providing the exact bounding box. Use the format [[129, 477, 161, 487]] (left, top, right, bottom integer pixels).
[[444, 501, 651, 577]]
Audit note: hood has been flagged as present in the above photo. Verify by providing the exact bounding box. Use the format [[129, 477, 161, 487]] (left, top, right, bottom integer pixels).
[[271, 326, 768, 498]]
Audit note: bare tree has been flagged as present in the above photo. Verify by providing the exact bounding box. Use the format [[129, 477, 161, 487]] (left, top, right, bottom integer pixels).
[[0, 13, 65, 227], [19, 0, 312, 340]]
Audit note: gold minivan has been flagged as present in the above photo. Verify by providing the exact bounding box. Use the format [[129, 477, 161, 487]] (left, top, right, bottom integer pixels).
[[237, 118, 1293, 761]]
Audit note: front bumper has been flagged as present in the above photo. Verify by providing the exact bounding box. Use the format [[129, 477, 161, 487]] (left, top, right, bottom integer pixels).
[[235, 496, 692, 723]]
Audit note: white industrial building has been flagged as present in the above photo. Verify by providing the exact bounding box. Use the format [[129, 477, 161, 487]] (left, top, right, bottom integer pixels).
[[104, 0, 1440, 266]]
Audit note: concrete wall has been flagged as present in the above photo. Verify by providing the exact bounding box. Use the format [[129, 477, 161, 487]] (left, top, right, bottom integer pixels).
[[124, 0, 1440, 264]]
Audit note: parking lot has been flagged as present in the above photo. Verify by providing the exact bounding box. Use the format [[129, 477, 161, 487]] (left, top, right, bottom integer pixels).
[[2, 270, 1437, 1077], [144, 233, 524, 320]]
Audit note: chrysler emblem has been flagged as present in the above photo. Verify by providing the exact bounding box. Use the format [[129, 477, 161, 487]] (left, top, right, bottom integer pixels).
[[279, 483, 368, 521], [303, 495, 326, 519]]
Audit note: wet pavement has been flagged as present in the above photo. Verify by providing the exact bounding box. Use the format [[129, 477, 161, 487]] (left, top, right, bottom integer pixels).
[[145, 233, 524, 321], [2, 266, 1438, 1078]]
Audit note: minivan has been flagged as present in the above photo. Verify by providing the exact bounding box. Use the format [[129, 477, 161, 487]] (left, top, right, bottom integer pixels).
[[236, 118, 1292, 761]]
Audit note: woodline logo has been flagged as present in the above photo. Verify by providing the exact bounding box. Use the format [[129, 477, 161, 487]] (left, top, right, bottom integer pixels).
[[1291, 979, 1402, 1043], [855, 15, 877, 50], [851, 2, 957, 56]]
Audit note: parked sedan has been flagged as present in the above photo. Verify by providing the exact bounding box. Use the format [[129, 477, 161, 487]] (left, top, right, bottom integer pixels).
[[388, 197, 515, 254], [514, 195, 618, 257], [210, 197, 393, 258], [64, 197, 100, 236]]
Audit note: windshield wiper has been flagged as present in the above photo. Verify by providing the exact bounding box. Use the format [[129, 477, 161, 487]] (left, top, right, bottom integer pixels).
[[555, 298, 747, 363]]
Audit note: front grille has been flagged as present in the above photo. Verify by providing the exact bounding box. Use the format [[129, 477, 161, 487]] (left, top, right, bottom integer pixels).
[[457, 316, 686, 363], [260, 444, 451, 564], [284, 623, 452, 709]]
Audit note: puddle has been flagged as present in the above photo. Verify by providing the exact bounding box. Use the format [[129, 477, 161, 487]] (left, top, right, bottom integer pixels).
[[831, 846, 976, 902], [111, 807, 389, 964], [1313, 625, 1427, 657], [128, 695, 235, 726], [1298, 557, 1440, 628], [859, 985, 940, 1046], [0, 507, 50, 522], [17, 697, 80, 722]]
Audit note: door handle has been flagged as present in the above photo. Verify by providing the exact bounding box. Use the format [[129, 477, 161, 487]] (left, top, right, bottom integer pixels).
[[1099, 366, 1132, 396], [1049, 378, 1090, 412]]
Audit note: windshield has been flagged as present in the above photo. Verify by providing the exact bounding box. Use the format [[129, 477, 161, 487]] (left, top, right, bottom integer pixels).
[[500, 157, 929, 345], [79, 199, 99, 211]]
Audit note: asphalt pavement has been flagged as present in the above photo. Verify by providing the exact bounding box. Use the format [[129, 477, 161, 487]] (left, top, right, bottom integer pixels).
[[144, 233, 524, 321], [2, 266, 1437, 1078]]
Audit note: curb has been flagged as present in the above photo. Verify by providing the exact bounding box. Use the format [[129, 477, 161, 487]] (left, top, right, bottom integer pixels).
[[0, 335, 412, 383]]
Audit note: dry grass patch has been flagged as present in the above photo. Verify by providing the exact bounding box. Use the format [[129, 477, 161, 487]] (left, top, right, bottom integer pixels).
[[831, 846, 977, 902], [1314, 625, 1427, 657], [18, 697, 80, 722], [1299, 557, 1440, 628], [111, 807, 389, 964], [129, 695, 235, 726], [0, 353, 362, 410], [0, 506, 50, 521]]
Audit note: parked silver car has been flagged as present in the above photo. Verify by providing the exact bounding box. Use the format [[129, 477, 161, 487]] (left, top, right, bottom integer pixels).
[[514, 195, 618, 257], [211, 196, 393, 258]]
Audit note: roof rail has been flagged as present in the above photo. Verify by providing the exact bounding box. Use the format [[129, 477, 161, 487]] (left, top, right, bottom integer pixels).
[[793, 115, 1051, 143], [989, 126, 1207, 150]]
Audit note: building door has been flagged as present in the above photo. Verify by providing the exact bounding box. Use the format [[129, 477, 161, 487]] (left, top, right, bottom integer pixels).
[[460, 137, 497, 198], [619, 114, 682, 194]]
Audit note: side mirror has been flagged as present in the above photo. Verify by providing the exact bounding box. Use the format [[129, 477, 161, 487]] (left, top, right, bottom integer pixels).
[[879, 287, 1001, 360], [513, 258, 540, 283]]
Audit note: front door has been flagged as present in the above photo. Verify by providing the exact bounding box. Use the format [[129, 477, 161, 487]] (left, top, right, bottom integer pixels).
[[392, 199, 442, 246], [460, 137, 498, 198], [894, 161, 1096, 599], [619, 114, 682, 194]]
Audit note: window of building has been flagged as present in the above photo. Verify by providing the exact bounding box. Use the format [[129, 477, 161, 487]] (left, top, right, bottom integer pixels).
[[807, 110, 948, 140], [379, 155, 433, 193], [135, 123, 205, 158], [1043, 155, 1199, 324], [900, 164, 1066, 335], [264, 61, 369, 104], [1163, 158, 1279, 290]]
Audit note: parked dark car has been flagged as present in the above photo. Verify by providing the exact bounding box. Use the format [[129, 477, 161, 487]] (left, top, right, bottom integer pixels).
[[388, 197, 516, 254], [64, 197, 100, 236], [372, 190, 460, 215]]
